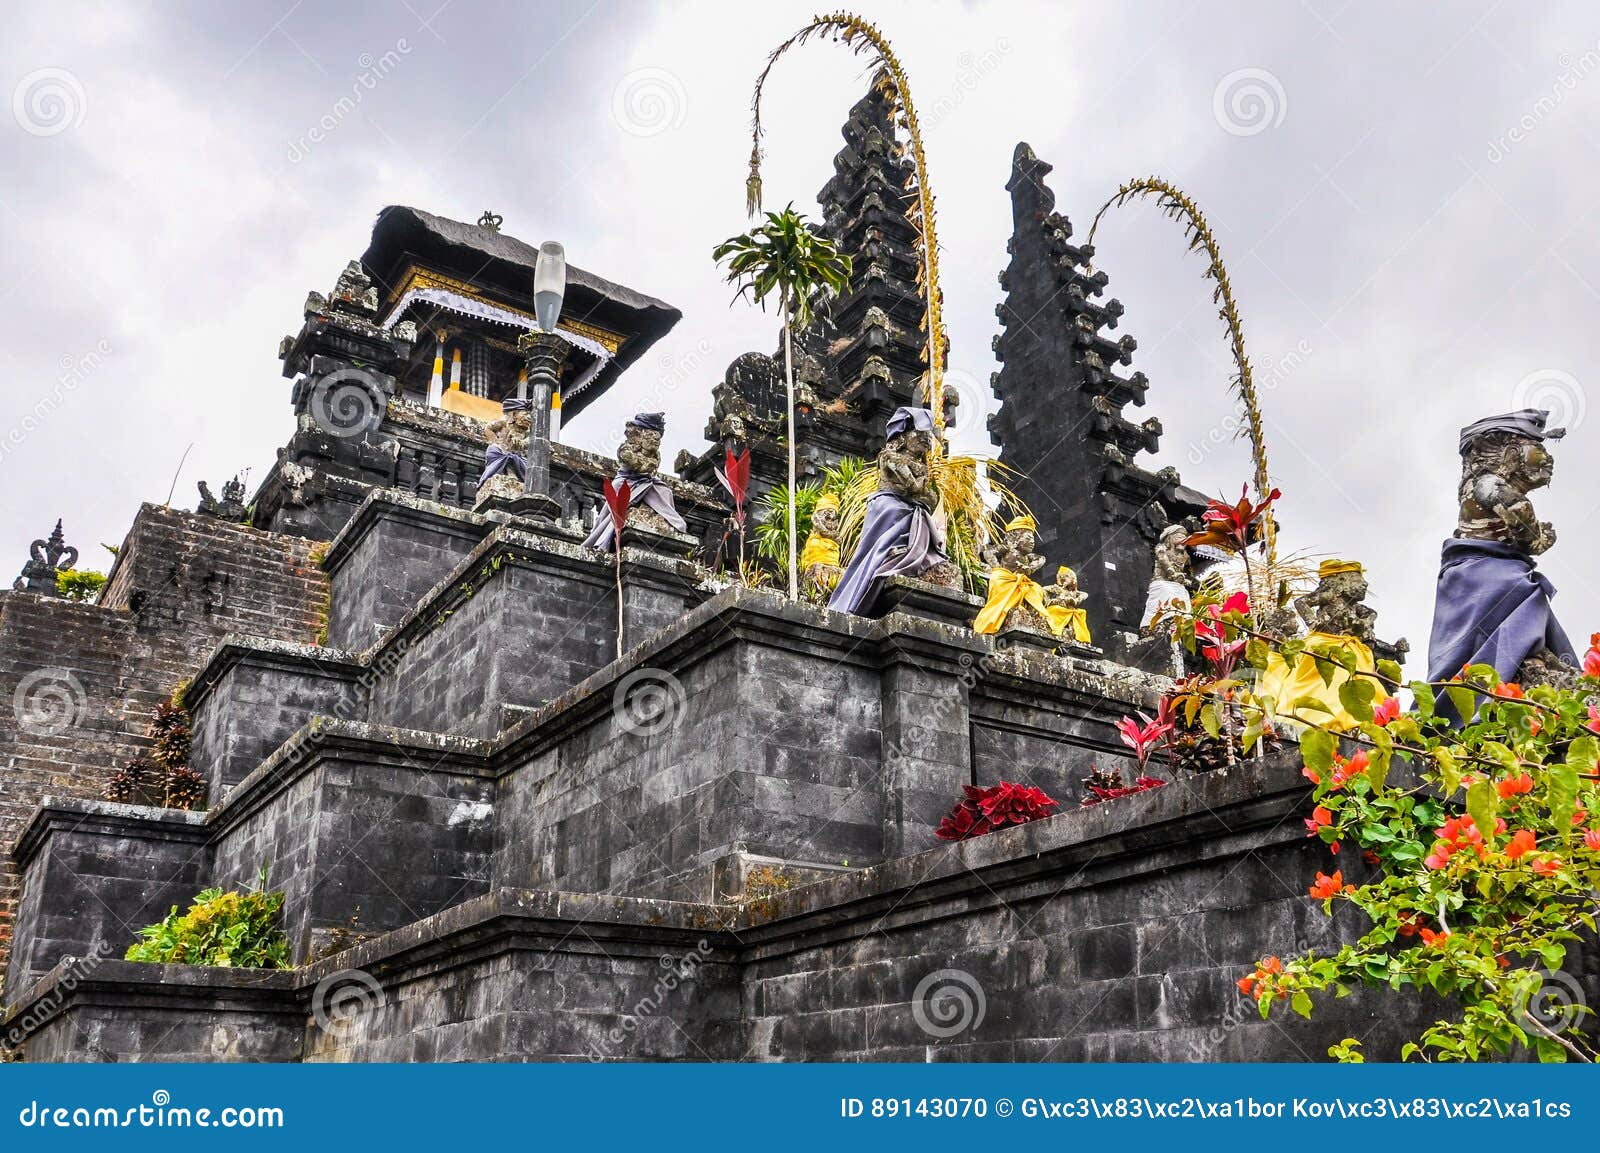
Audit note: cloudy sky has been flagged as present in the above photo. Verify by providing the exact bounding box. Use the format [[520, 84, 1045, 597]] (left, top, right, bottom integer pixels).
[[3, 0, 1598, 670]]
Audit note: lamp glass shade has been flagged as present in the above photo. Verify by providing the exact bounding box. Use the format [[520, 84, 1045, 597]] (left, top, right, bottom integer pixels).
[[533, 241, 566, 333]]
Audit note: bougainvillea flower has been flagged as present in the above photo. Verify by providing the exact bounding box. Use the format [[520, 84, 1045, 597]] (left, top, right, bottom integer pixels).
[[1419, 927, 1450, 948], [1303, 806, 1333, 837], [1504, 829, 1536, 860], [1362, 849, 1381, 866], [1491, 681, 1525, 699], [1372, 696, 1401, 725], [1236, 974, 1257, 996], [1584, 829, 1600, 852], [1585, 648, 1600, 678], [1327, 750, 1369, 791], [1496, 773, 1534, 799], [1308, 870, 1347, 900], [1588, 704, 1600, 734], [1395, 913, 1419, 938], [1302, 766, 1321, 785], [1530, 856, 1561, 876]]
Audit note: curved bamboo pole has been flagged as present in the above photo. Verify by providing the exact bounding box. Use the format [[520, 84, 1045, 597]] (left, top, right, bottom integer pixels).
[[746, 12, 948, 435], [1087, 177, 1277, 560]]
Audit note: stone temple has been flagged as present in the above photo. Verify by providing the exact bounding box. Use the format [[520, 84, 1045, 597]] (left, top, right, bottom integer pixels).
[[1, 84, 1461, 1062]]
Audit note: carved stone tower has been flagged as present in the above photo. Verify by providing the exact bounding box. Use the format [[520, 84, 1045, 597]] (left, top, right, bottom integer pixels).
[[989, 143, 1206, 642]]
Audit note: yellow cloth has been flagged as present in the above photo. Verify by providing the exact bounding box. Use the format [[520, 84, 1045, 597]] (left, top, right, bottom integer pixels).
[[1258, 631, 1376, 730], [1318, 559, 1364, 579], [1043, 604, 1092, 644], [973, 567, 1091, 642], [1005, 513, 1037, 532], [799, 531, 841, 573]]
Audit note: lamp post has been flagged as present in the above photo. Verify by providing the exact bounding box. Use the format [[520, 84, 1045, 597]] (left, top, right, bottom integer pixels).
[[513, 241, 568, 520]]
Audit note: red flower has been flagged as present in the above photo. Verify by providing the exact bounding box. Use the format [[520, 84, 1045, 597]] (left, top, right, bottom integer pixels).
[[1301, 766, 1321, 785], [1082, 776, 1167, 806], [1492, 681, 1525, 699], [1531, 856, 1561, 876], [1504, 829, 1536, 860], [1419, 927, 1450, 948], [1260, 956, 1282, 975], [1327, 750, 1369, 791], [1373, 696, 1401, 725], [1584, 648, 1600, 678], [1236, 974, 1257, 997], [1308, 870, 1347, 900], [1396, 913, 1419, 937], [1588, 704, 1600, 734], [1362, 850, 1381, 866], [1496, 773, 1534, 799], [1584, 829, 1600, 853], [1303, 805, 1333, 837]]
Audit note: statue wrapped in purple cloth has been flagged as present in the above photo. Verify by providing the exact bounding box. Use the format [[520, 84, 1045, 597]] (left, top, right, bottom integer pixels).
[[827, 407, 956, 616], [1426, 408, 1577, 690], [582, 412, 688, 550], [475, 397, 533, 507]]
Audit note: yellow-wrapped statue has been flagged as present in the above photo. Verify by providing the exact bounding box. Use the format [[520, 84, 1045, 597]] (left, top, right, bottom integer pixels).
[[799, 493, 844, 601], [1258, 559, 1379, 730], [973, 516, 1092, 643]]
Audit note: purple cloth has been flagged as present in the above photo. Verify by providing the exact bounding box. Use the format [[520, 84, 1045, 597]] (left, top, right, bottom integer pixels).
[[479, 444, 525, 486], [582, 470, 687, 551], [827, 491, 949, 616], [1426, 537, 1576, 684]]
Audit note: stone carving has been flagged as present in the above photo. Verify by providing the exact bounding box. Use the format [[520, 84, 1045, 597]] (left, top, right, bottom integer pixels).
[[581, 413, 689, 551], [12, 520, 77, 595], [1042, 566, 1091, 639], [196, 477, 250, 523], [475, 399, 532, 508], [1295, 562, 1376, 642], [1142, 523, 1192, 633], [1428, 408, 1576, 690]]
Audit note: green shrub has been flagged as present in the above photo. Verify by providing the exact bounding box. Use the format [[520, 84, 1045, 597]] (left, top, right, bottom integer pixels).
[[125, 877, 290, 969], [56, 568, 107, 602]]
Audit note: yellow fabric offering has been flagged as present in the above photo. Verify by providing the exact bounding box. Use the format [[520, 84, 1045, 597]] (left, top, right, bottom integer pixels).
[[799, 532, 841, 573], [1317, 559, 1364, 579], [973, 567, 1091, 642], [1258, 631, 1376, 730]]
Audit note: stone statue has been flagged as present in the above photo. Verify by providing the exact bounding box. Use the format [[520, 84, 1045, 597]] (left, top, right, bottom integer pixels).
[[1142, 523, 1192, 633], [1427, 409, 1576, 689], [974, 515, 1051, 635], [1041, 566, 1092, 644], [196, 477, 250, 523], [475, 398, 533, 507], [828, 407, 958, 615], [582, 412, 688, 551], [800, 493, 844, 602], [1295, 561, 1376, 642]]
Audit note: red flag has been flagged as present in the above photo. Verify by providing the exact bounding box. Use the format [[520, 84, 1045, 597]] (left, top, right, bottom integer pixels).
[[603, 478, 632, 539]]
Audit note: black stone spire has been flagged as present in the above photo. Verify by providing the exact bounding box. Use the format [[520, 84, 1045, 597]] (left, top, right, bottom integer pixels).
[[989, 143, 1205, 642]]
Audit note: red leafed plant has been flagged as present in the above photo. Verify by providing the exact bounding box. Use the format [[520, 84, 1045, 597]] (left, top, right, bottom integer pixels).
[[935, 781, 1059, 841], [714, 446, 753, 570], [603, 478, 632, 659], [1081, 776, 1167, 806], [1183, 485, 1280, 554]]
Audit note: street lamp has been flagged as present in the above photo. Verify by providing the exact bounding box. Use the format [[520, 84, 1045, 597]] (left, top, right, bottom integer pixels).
[[514, 241, 568, 519]]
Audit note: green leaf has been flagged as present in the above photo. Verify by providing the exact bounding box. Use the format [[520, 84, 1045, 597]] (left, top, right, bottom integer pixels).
[[1408, 681, 1436, 720], [1200, 703, 1222, 739], [1245, 636, 1269, 670], [1291, 990, 1313, 1019], [1551, 745, 1585, 832], [1376, 659, 1403, 686], [1446, 684, 1478, 724], [1301, 727, 1336, 772], [1338, 676, 1376, 721], [1466, 778, 1498, 843], [1434, 747, 1461, 794]]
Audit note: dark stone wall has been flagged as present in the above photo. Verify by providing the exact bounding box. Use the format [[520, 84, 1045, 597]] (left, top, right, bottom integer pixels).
[[186, 642, 364, 805], [321, 490, 491, 652], [4, 803, 208, 995], [0, 505, 327, 981]]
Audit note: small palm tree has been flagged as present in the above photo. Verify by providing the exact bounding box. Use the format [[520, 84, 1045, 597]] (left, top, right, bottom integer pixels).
[[714, 204, 851, 598]]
